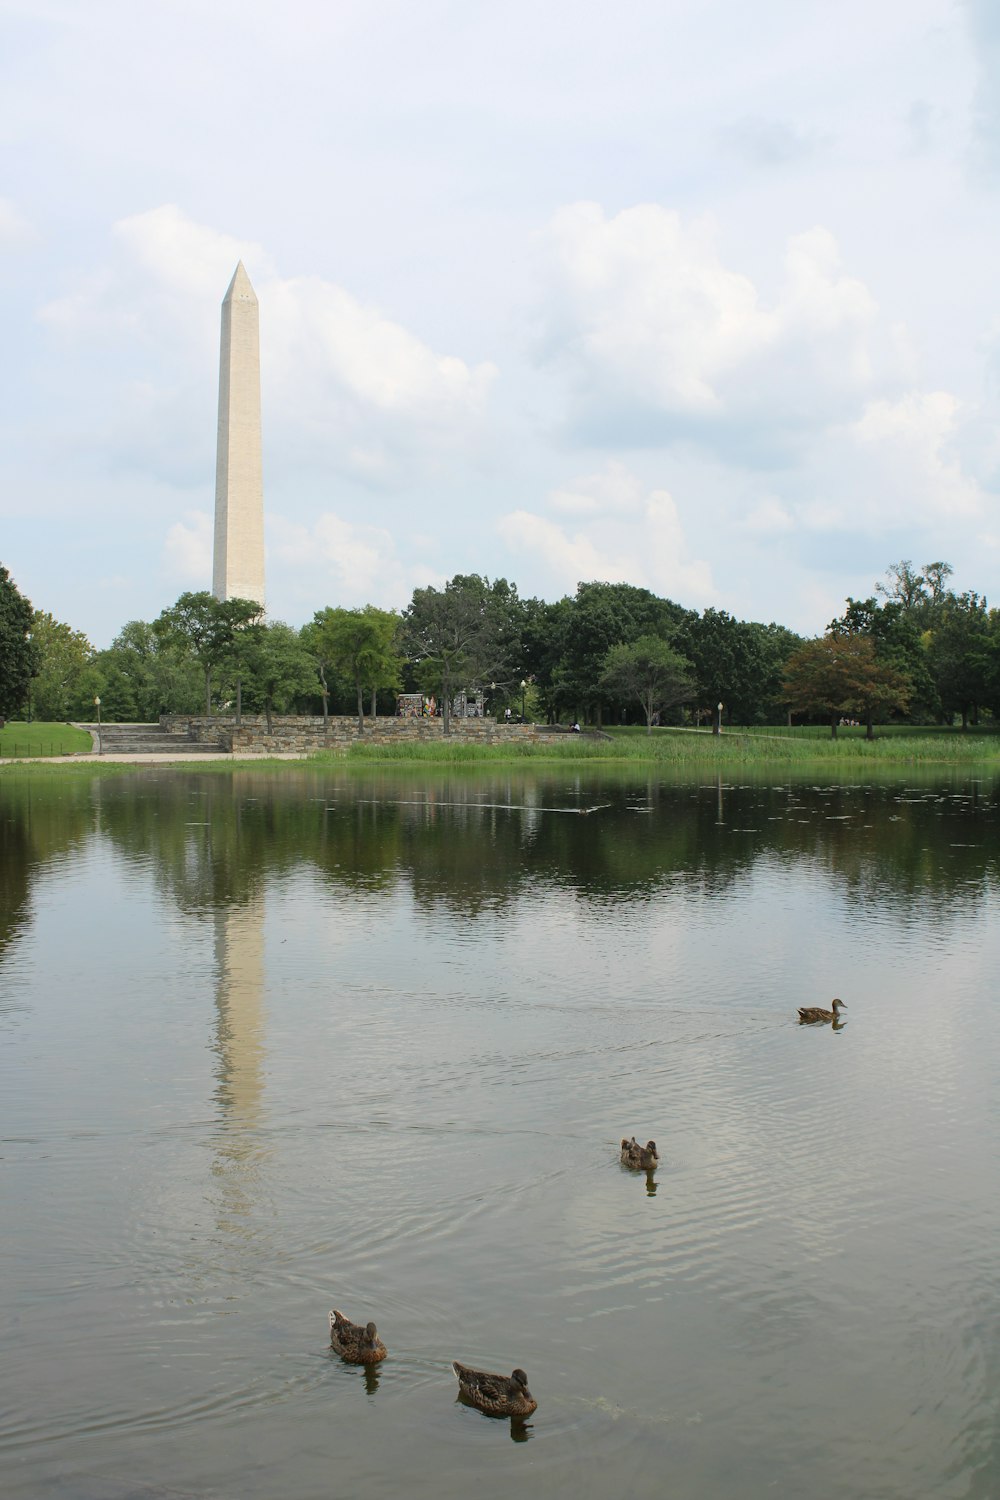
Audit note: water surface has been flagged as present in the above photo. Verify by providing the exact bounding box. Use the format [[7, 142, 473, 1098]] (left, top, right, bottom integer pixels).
[[2, 767, 1000, 1498]]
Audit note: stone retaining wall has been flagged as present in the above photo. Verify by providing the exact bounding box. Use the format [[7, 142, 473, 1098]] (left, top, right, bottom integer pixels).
[[159, 714, 542, 754]]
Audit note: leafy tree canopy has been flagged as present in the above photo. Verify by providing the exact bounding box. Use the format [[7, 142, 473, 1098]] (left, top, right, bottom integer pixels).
[[783, 634, 912, 737], [0, 564, 35, 719], [403, 574, 524, 732], [598, 635, 695, 732], [306, 605, 403, 732], [829, 595, 937, 720], [153, 592, 262, 715], [29, 610, 95, 721], [240, 621, 317, 732], [678, 608, 786, 726]]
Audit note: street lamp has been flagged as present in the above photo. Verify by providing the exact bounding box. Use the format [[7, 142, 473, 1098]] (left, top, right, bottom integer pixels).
[[715, 700, 723, 736], [520, 679, 527, 722], [94, 696, 102, 754], [25, 631, 32, 723]]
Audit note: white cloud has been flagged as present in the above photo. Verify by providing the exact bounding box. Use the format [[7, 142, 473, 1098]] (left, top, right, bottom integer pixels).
[[840, 390, 985, 524], [719, 116, 827, 167], [547, 460, 646, 516], [268, 511, 443, 610], [39, 205, 497, 481], [265, 273, 496, 437], [537, 204, 898, 453], [742, 498, 796, 534], [115, 205, 271, 302], [163, 509, 212, 582], [499, 510, 637, 584], [499, 466, 715, 605], [0, 197, 34, 247], [540, 202, 771, 414], [755, 390, 986, 540]]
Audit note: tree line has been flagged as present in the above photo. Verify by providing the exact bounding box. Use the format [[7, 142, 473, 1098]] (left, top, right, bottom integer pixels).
[[2, 558, 1000, 735]]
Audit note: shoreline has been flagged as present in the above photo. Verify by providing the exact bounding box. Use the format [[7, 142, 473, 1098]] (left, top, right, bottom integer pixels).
[[3, 728, 1000, 773]]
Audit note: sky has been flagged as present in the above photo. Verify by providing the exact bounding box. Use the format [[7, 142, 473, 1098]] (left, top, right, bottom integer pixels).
[[2, 0, 1000, 647]]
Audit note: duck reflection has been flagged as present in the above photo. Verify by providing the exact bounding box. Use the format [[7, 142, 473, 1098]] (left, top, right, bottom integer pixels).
[[210, 902, 270, 1233], [363, 1363, 382, 1396], [645, 1171, 658, 1197], [453, 1391, 534, 1441]]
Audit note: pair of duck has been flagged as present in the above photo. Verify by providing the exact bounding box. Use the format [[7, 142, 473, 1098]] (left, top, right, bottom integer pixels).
[[329, 1310, 537, 1419]]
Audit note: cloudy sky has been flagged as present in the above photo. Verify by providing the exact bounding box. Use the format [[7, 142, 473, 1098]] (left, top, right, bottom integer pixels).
[[2, 0, 1000, 645]]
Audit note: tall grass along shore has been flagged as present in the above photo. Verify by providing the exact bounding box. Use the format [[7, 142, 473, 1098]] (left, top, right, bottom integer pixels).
[[2, 723, 999, 771], [329, 727, 1000, 766]]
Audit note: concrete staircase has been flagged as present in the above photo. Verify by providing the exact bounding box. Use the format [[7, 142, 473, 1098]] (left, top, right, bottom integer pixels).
[[86, 723, 227, 755]]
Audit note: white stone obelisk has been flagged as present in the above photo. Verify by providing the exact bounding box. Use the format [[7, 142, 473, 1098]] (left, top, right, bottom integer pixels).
[[212, 262, 265, 607]]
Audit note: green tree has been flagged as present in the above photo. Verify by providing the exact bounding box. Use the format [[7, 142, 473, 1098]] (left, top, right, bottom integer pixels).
[[926, 591, 991, 728], [153, 592, 262, 715], [0, 564, 35, 719], [679, 608, 768, 732], [783, 634, 912, 738], [551, 581, 688, 724], [28, 610, 95, 720], [598, 635, 694, 732], [218, 602, 271, 726], [876, 558, 954, 626], [300, 618, 336, 726], [751, 622, 804, 723], [90, 619, 202, 722], [829, 595, 936, 723], [306, 606, 403, 733], [521, 595, 573, 723], [403, 575, 524, 734], [241, 621, 317, 732]]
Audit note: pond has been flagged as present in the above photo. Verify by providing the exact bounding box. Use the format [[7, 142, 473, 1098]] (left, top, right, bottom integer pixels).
[[2, 766, 1000, 1499]]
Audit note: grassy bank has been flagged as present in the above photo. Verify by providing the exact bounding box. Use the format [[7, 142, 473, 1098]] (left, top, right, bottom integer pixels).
[[0, 721, 92, 757], [325, 727, 1000, 766], [3, 724, 999, 773]]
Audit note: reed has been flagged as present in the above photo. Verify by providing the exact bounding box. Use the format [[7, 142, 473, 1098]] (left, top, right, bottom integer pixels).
[[328, 729, 1000, 766]]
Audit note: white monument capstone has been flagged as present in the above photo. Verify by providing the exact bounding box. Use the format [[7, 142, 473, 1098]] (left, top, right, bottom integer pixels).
[[212, 262, 265, 608]]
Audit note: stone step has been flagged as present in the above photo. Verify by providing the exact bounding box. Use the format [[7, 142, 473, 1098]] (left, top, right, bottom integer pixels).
[[95, 727, 227, 755], [103, 741, 225, 754]]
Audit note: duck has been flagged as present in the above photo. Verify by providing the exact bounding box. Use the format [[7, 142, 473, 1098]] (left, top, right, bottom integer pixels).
[[621, 1137, 659, 1170], [797, 998, 847, 1024], [452, 1361, 537, 1419], [329, 1309, 387, 1365]]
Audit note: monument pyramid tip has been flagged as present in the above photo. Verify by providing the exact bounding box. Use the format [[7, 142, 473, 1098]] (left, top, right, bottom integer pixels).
[[223, 260, 257, 303]]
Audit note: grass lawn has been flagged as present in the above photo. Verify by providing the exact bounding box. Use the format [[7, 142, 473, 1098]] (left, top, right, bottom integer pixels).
[[0, 721, 93, 758], [734, 722, 1000, 741]]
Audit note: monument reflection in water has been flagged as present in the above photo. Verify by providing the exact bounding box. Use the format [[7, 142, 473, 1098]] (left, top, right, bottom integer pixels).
[[1, 766, 999, 1500], [211, 903, 268, 1236]]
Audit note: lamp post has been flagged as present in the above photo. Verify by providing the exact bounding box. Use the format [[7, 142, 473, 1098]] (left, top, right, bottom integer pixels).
[[520, 679, 527, 722], [714, 700, 723, 736], [25, 631, 33, 723], [94, 696, 102, 754]]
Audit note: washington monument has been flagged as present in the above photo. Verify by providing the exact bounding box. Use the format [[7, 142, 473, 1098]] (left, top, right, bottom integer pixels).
[[212, 262, 265, 607]]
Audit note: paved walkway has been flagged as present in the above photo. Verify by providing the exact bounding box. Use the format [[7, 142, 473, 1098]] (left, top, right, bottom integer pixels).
[[0, 750, 314, 766]]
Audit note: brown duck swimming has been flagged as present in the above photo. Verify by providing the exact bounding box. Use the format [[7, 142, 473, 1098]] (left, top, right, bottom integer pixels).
[[797, 998, 847, 1024], [621, 1137, 659, 1170], [329, 1309, 387, 1365], [452, 1361, 537, 1418]]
